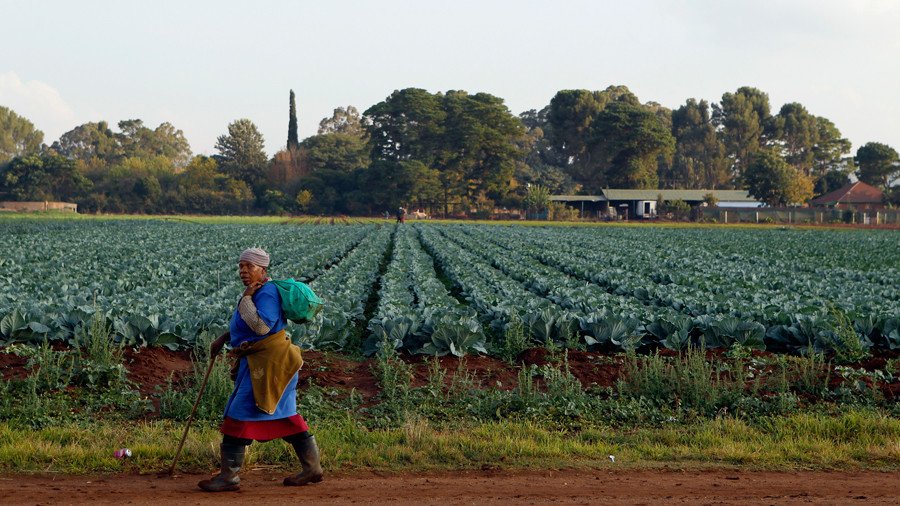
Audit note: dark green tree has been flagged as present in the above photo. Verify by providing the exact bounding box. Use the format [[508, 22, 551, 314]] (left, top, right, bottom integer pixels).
[[0, 152, 91, 201], [288, 90, 299, 151], [590, 101, 675, 190], [295, 168, 360, 215], [300, 132, 370, 172], [714, 86, 772, 185], [814, 170, 850, 197], [117, 119, 153, 157], [811, 117, 852, 175], [214, 118, 268, 188], [545, 86, 639, 184], [438, 90, 524, 203], [546, 89, 607, 170], [134, 174, 162, 207], [519, 107, 549, 130], [0, 106, 44, 165], [809, 116, 852, 194], [51, 121, 121, 162], [365, 88, 446, 164], [667, 98, 729, 189], [517, 106, 573, 194], [771, 102, 819, 175], [357, 160, 441, 213], [855, 142, 899, 190], [365, 88, 524, 214], [514, 161, 572, 195]]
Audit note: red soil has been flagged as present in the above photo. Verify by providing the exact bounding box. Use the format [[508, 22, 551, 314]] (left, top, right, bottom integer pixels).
[[297, 351, 380, 399], [408, 354, 522, 390], [0, 351, 29, 381], [3, 469, 898, 505], [123, 347, 195, 397], [3, 344, 898, 409], [518, 348, 623, 388]]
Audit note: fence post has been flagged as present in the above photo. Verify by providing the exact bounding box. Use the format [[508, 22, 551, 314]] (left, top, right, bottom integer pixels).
[[724, 210, 728, 224]]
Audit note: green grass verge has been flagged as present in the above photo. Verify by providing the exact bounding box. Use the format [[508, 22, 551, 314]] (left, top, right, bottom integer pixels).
[[1, 410, 897, 474]]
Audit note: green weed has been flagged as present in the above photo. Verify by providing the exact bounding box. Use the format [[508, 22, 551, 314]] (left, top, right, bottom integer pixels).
[[821, 304, 870, 364], [499, 315, 529, 365], [157, 356, 232, 421], [789, 348, 831, 397], [617, 347, 744, 416]]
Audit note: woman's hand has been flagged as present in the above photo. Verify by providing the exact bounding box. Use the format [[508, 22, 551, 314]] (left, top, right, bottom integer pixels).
[[210, 332, 229, 356], [242, 281, 264, 298]]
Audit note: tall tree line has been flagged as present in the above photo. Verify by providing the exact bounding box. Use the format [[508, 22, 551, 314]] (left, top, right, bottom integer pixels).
[[1, 86, 898, 215]]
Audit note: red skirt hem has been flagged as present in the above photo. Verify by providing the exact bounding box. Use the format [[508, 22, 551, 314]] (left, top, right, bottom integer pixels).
[[220, 415, 309, 442]]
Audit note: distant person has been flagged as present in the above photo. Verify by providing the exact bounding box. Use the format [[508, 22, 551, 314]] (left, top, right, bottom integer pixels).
[[396, 206, 406, 224], [200, 248, 323, 492]]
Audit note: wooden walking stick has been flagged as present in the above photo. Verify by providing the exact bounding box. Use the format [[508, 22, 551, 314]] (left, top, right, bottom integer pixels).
[[163, 354, 217, 476]]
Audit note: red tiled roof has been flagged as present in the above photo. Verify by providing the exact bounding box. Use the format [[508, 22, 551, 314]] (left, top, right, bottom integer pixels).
[[810, 181, 884, 205]]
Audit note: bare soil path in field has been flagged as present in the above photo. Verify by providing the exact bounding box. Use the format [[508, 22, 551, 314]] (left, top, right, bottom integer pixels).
[[3, 469, 898, 505]]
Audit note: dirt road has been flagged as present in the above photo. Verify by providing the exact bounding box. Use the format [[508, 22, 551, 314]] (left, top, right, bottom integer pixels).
[[3, 469, 899, 505]]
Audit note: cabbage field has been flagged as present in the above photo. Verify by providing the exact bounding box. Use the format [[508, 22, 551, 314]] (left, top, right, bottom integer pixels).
[[0, 219, 897, 358]]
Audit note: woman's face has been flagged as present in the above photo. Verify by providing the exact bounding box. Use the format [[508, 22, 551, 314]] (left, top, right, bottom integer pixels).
[[238, 261, 267, 286]]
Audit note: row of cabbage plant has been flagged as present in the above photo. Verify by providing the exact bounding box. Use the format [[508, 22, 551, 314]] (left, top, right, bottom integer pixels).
[[457, 224, 898, 354], [364, 226, 484, 357], [0, 220, 373, 349], [292, 224, 394, 350], [438, 225, 695, 351]]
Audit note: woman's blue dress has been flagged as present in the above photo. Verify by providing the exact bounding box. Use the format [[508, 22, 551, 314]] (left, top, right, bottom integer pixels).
[[222, 282, 298, 421]]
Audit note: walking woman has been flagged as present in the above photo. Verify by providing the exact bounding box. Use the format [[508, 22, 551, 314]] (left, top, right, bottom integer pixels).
[[199, 247, 323, 492]]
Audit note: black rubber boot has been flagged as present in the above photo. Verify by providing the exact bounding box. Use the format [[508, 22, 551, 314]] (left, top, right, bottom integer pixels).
[[283, 435, 323, 486], [198, 443, 245, 492]]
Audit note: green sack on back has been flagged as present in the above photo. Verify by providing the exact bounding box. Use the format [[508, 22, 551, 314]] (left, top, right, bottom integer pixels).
[[272, 278, 324, 324]]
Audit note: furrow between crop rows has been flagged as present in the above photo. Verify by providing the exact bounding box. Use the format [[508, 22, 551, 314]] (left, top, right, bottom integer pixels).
[[362, 225, 485, 356], [293, 224, 394, 351]]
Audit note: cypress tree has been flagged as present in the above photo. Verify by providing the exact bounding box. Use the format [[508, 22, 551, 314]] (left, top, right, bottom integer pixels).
[[287, 89, 299, 150]]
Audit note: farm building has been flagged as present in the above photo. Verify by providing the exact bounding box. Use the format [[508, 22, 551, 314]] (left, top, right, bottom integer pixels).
[[810, 181, 885, 210], [551, 189, 761, 219], [546, 195, 606, 217]]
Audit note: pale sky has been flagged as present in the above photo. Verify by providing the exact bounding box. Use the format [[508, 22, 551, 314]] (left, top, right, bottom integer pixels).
[[2, 0, 899, 158]]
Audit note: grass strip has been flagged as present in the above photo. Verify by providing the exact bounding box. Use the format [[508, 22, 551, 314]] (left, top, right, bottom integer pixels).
[[1, 410, 897, 474]]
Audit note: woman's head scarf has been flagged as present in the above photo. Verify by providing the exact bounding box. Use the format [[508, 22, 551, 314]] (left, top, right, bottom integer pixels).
[[239, 247, 270, 268]]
